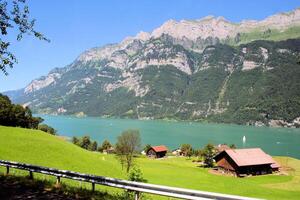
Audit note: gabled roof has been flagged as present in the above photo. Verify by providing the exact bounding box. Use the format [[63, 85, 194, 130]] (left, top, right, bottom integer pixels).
[[216, 148, 279, 167], [151, 145, 168, 153], [271, 162, 280, 169]]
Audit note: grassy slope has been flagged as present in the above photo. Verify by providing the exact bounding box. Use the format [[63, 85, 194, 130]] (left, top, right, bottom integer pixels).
[[0, 126, 123, 178], [0, 125, 300, 199], [225, 26, 300, 46]]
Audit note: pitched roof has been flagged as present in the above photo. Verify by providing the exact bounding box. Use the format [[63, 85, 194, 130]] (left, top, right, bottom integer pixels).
[[151, 145, 168, 152], [221, 148, 279, 167], [271, 162, 280, 169]]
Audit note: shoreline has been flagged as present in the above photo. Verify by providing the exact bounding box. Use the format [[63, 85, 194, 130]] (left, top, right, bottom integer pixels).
[[34, 113, 300, 130]]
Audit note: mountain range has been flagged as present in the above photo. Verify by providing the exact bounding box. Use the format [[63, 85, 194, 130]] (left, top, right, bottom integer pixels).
[[4, 8, 300, 128]]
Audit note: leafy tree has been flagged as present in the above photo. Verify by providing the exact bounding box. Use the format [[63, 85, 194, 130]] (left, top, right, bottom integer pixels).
[[11, 104, 26, 127], [115, 129, 141, 173], [193, 149, 203, 158], [143, 144, 152, 153], [98, 139, 112, 152], [229, 144, 236, 149], [89, 141, 98, 151], [202, 144, 216, 167], [72, 136, 79, 145], [38, 124, 56, 135], [0, 93, 43, 128], [80, 135, 91, 150], [180, 144, 193, 157], [25, 107, 43, 128], [0, 94, 12, 125], [0, 0, 49, 75]]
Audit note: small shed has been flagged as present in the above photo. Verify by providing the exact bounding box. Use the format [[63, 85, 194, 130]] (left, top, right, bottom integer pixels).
[[214, 148, 280, 176], [172, 148, 182, 156], [103, 147, 115, 154], [147, 145, 168, 158]]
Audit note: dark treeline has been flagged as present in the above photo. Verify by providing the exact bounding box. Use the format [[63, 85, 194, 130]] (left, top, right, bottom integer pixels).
[[72, 136, 113, 152], [0, 93, 42, 128], [0, 93, 56, 134], [38, 124, 56, 135]]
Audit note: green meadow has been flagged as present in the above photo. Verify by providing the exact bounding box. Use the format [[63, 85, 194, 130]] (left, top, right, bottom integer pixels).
[[0, 125, 299, 200]]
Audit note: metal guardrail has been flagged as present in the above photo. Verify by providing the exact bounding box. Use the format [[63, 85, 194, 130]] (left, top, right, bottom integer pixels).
[[0, 160, 261, 200]]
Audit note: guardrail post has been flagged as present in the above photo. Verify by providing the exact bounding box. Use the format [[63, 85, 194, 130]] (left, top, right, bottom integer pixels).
[[134, 191, 140, 200], [6, 166, 9, 175], [56, 176, 61, 185], [92, 182, 95, 192], [29, 171, 33, 180]]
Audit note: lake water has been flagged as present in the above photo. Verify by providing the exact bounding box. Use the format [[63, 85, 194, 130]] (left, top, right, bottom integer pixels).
[[39, 115, 300, 159]]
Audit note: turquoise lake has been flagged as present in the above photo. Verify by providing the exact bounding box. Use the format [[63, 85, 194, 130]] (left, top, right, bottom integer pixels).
[[39, 115, 300, 159]]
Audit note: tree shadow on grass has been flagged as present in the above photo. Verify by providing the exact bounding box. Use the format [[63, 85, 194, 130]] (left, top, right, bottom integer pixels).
[[0, 174, 123, 200]]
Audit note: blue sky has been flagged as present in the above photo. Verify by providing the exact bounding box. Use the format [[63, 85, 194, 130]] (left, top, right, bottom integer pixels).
[[1, 0, 300, 92]]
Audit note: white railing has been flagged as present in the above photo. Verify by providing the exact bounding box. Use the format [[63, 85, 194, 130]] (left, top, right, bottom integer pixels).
[[0, 160, 262, 200]]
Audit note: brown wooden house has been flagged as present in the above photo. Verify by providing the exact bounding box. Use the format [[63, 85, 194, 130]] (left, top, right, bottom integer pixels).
[[214, 148, 280, 176], [147, 145, 168, 158]]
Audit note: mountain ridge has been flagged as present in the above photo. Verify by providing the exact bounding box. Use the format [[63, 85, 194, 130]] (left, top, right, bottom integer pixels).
[[138, 7, 300, 41]]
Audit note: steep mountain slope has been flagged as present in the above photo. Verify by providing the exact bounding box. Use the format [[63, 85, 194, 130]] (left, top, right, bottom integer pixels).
[[5, 8, 300, 127]]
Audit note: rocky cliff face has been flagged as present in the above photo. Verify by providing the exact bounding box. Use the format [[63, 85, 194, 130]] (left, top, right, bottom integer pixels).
[[5, 8, 300, 127]]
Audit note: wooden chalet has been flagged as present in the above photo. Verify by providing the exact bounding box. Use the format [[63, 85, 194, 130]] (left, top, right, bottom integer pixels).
[[214, 148, 280, 176], [147, 145, 168, 158]]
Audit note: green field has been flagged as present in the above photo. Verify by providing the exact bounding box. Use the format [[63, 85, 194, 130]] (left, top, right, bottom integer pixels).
[[0, 125, 299, 199]]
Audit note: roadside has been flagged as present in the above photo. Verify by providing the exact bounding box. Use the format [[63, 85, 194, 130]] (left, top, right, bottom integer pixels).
[[0, 175, 116, 200]]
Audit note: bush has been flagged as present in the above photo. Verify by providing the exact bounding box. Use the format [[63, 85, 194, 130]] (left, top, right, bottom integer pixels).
[[72, 136, 80, 145], [72, 135, 98, 151], [38, 124, 56, 135], [128, 167, 147, 183], [123, 167, 147, 200], [202, 144, 216, 168]]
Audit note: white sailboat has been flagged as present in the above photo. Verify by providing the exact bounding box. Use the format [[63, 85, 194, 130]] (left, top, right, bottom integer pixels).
[[242, 135, 246, 144]]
